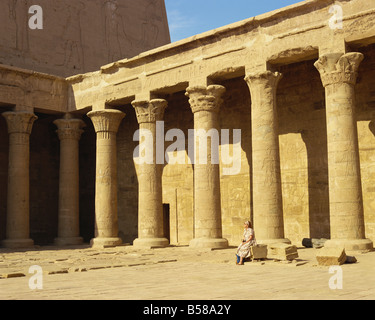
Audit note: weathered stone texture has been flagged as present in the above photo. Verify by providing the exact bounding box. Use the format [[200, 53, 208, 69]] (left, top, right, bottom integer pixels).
[[78, 116, 96, 243], [0, 117, 9, 242], [132, 99, 169, 248], [117, 105, 139, 244], [162, 91, 194, 245], [251, 245, 268, 260], [88, 109, 125, 248], [269, 243, 299, 261], [356, 45, 375, 246], [54, 115, 85, 246], [187, 85, 228, 249], [278, 60, 330, 244], [29, 114, 60, 245], [1, 0, 375, 250], [219, 78, 252, 246], [0, 0, 170, 77], [316, 247, 347, 266]]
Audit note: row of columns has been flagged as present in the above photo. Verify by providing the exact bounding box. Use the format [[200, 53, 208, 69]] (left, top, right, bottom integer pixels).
[[1, 51, 373, 251]]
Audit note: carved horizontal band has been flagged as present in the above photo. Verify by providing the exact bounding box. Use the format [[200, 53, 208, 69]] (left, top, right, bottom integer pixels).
[[185, 85, 226, 114]]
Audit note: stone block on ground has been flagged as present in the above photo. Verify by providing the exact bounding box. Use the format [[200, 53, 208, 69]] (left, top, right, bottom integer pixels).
[[316, 247, 346, 266], [250, 244, 268, 260], [268, 243, 298, 261], [345, 256, 357, 264]]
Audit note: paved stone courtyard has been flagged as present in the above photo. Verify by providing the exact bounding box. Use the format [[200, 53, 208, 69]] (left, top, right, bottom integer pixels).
[[0, 245, 374, 300]]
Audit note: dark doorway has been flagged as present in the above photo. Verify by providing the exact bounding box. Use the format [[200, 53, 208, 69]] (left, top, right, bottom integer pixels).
[[163, 204, 170, 241]]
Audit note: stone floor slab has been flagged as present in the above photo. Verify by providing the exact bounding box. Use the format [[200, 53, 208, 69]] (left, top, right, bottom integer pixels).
[[0, 246, 374, 300]]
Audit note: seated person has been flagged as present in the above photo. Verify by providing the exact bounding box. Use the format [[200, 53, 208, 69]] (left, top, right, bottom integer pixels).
[[236, 221, 256, 265]]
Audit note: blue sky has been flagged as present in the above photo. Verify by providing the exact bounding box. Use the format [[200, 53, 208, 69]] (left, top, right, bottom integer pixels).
[[165, 0, 303, 42]]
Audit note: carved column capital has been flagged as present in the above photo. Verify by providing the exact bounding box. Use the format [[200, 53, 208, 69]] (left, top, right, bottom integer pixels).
[[132, 99, 167, 124], [2, 111, 37, 135], [185, 85, 226, 114], [87, 109, 125, 138], [54, 115, 85, 141], [314, 52, 364, 87], [244, 71, 283, 90]]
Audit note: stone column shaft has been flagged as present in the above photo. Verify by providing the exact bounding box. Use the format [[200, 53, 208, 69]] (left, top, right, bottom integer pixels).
[[2, 111, 37, 248], [245, 71, 290, 245], [315, 52, 373, 251], [54, 115, 85, 246], [132, 99, 169, 248], [186, 85, 228, 249], [88, 109, 125, 248]]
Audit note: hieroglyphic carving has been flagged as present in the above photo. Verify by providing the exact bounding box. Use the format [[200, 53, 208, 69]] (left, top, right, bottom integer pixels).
[[103, 0, 132, 62], [59, 1, 85, 71], [142, 0, 161, 48], [0, 0, 171, 77], [8, 0, 29, 53]]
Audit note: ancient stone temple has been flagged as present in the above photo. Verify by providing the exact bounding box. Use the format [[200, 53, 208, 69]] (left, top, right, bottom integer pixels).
[[0, 0, 374, 252]]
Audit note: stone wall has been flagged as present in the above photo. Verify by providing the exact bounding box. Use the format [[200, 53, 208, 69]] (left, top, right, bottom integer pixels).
[[162, 91, 194, 245], [356, 44, 375, 244], [219, 78, 252, 245], [29, 113, 60, 245], [117, 104, 139, 244], [78, 115, 96, 243], [0, 0, 170, 77], [0, 116, 9, 242], [278, 59, 330, 245]]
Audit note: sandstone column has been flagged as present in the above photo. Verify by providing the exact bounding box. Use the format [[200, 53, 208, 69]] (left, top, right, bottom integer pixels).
[[185, 85, 228, 249], [314, 52, 373, 251], [132, 99, 169, 248], [54, 114, 85, 246], [245, 71, 290, 245], [88, 109, 125, 248], [2, 111, 37, 248]]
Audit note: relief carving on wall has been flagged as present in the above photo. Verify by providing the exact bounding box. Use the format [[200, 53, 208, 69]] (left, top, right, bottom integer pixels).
[[8, 0, 30, 53], [1, 0, 171, 77], [142, 0, 161, 48], [58, 1, 85, 71], [103, 0, 132, 62]]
